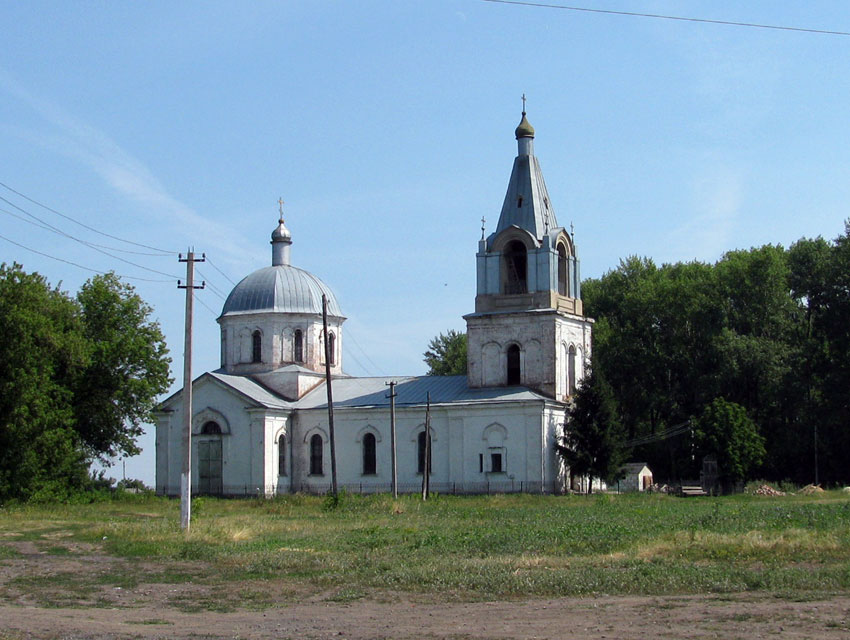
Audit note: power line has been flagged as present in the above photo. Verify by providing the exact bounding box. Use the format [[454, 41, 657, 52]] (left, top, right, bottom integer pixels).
[[622, 420, 692, 448], [195, 268, 228, 300], [0, 232, 173, 282], [480, 0, 850, 37], [0, 195, 180, 279], [345, 328, 385, 376], [195, 294, 220, 319], [205, 255, 238, 286], [0, 206, 169, 256], [0, 181, 177, 253]]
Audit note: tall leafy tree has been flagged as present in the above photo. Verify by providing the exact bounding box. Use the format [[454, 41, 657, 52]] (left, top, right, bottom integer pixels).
[[74, 273, 172, 460], [557, 367, 628, 493], [423, 329, 467, 376], [694, 398, 765, 487], [0, 265, 171, 501]]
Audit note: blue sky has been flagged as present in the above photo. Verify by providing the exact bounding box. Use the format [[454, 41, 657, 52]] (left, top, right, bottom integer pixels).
[[3, 1, 849, 484]]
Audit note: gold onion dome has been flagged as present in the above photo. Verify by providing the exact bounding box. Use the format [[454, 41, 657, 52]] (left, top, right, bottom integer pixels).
[[515, 112, 535, 139]]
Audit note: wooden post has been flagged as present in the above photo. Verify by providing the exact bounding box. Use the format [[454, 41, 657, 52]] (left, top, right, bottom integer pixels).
[[386, 381, 398, 499], [322, 294, 338, 497], [178, 251, 205, 531], [422, 392, 431, 501]]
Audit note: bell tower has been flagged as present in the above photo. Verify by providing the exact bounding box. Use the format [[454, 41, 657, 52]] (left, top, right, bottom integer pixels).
[[464, 106, 592, 401]]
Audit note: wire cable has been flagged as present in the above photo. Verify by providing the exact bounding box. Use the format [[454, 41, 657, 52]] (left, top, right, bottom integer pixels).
[[345, 328, 385, 376], [0, 206, 170, 256], [0, 181, 177, 253], [480, 0, 850, 37], [205, 255, 238, 286], [0, 195, 180, 279], [195, 268, 228, 300], [0, 232, 174, 282]]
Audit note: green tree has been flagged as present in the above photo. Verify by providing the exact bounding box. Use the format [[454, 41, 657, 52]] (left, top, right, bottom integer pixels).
[[423, 329, 467, 376], [694, 398, 765, 486], [74, 273, 172, 460], [0, 265, 171, 502], [0, 264, 89, 501], [557, 367, 628, 493]]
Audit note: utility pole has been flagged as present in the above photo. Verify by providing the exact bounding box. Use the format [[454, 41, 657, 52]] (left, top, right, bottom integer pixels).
[[322, 294, 338, 497], [386, 381, 398, 498], [422, 392, 431, 501], [178, 250, 205, 531]]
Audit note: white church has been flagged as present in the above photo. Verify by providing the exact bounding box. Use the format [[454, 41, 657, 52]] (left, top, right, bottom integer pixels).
[[154, 110, 593, 496]]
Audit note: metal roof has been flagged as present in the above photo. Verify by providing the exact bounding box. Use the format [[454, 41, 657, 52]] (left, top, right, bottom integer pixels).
[[220, 264, 343, 318], [160, 372, 554, 413], [495, 114, 558, 242], [294, 375, 552, 410]]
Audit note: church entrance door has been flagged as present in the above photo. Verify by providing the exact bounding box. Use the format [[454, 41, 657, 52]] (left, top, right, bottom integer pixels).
[[198, 440, 222, 495]]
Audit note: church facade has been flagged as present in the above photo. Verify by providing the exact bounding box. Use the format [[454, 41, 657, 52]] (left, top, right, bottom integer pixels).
[[154, 110, 593, 496]]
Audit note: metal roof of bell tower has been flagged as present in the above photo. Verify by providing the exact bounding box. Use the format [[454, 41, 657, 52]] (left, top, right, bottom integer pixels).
[[495, 107, 558, 242]]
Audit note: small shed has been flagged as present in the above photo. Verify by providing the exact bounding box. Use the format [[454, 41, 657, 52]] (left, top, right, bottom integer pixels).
[[620, 462, 653, 492]]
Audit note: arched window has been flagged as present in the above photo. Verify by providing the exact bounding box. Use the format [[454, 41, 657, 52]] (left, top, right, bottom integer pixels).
[[362, 433, 376, 475], [293, 329, 303, 363], [557, 244, 568, 296], [327, 332, 336, 366], [568, 345, 577, 394], [278, 434, 287, 476], [201, 421, 221, 435], [506, 344, 521, 385], [417, 430, 432, 474], [251, 330, 262, 363], [309, 434, 323, 475], [502, 240, 527, 294]]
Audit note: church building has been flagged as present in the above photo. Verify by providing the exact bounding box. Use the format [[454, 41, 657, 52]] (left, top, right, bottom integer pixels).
[[154, 110, 593, 495]]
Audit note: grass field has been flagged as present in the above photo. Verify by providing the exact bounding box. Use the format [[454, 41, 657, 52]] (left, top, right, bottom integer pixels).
[[2, 491, 850, 604]]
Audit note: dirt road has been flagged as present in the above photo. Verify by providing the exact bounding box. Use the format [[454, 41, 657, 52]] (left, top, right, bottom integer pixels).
[[1, 540, 848, 639]]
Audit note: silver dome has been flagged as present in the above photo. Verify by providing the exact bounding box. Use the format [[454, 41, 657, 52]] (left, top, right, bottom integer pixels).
[[220, 265, 343, 317]]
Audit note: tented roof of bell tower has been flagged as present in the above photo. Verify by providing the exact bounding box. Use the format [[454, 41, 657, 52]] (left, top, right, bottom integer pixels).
[[495, 111, 558, 243]]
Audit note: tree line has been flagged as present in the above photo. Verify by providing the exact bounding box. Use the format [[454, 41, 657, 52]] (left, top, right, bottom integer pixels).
[[582, 223, 850, 487], [0, 264, 171, 502], [425, 224, 850, 488]]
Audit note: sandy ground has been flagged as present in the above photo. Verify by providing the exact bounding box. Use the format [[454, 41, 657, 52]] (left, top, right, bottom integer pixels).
[[1, 541, 849, 639]]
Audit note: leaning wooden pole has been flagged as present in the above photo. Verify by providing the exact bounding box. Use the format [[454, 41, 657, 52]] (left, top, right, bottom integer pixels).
[[386, 381, 398, 499], [422, 392, 431, 501], [322, 294, 338, 497]]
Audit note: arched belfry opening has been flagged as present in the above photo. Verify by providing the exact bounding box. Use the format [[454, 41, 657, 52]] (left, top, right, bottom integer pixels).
[[557, 243, 568, 296], [506, 344, 521, 385], [502, 240, 527, 294]]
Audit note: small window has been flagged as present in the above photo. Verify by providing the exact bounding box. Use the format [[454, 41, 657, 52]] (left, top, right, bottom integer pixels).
[[506, 344, 521, 385], [517, 196, 523, 208], [479, 453, 483, 473], [362, 433, 376, 475], [328, 332, 336, 366], [417, 431, 432, 474], [294, 329, 303, 363], [568, 345, 577, 394], [201, 421, 221, 435], [252, 330, 262, 363], [278, 435, 287, 476], [491, 452, 503, 473], [310, 434, 323, 475]]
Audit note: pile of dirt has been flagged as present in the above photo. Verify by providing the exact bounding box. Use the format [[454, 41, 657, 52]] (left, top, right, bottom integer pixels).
[[799, 484, 825, 495], [751, 484, 785, 496]]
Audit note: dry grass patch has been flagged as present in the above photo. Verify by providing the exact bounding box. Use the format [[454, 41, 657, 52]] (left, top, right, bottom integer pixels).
[[636, 528, 840, 562]]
